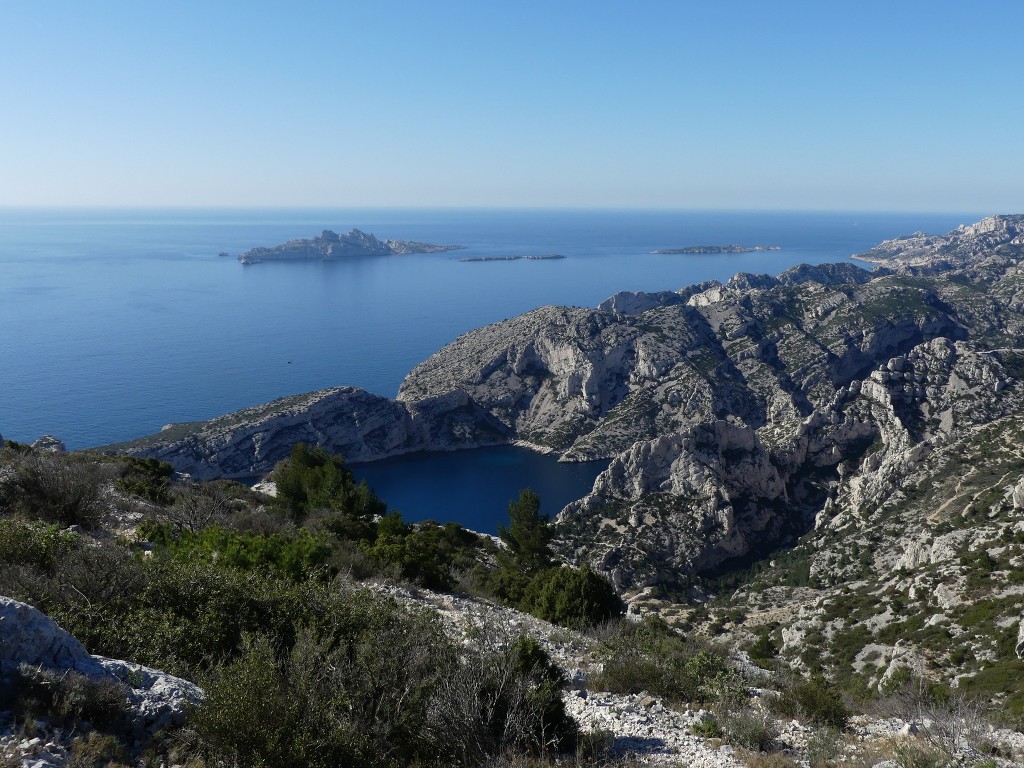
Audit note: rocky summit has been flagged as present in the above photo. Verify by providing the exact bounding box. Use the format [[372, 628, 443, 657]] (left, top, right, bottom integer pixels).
[[107, 215, 1024, 594]]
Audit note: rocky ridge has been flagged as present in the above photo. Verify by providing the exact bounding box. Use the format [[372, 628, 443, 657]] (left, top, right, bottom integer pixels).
[[99, 385, 509, 481], [851, 214, 1024, 270]]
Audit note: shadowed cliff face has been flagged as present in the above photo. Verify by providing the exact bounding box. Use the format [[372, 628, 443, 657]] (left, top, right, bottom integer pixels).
[[103, 216, 1024, 591]]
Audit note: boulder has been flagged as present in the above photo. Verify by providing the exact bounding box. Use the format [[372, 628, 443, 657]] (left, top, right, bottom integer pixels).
[[30, 435, 65, 453], [0, 596, 202, 731]]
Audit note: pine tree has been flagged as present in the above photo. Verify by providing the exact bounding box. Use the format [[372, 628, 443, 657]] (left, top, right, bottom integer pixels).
[[497, 488, 553, 574]]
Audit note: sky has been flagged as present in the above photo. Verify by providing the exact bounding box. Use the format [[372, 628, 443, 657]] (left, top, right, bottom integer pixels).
[[1, 1, 1022, 212]]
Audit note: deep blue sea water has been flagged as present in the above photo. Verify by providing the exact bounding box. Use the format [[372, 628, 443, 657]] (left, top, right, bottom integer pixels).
[[350, 445, 607, 531], [0, 208, 977, 530]]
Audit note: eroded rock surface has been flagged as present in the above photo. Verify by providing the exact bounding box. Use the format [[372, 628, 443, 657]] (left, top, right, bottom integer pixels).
[[0, 596, 201, 732]]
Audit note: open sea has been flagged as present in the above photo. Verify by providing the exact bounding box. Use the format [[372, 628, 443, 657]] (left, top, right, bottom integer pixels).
[[0, 208, 977, 529]]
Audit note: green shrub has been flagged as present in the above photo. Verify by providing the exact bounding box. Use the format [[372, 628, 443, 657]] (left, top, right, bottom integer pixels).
[[67, 732, 130, 768], [775, 675, 849, 729], [520, 565, 624, 629], [3, 453, 104, 527], [113, 456, 174, 505], [805, 727, 840, 767], [272, 443, 385, 524], [749, 628, 779, 663], [427, 635, 578, 764], [5, 665, 131, 732], [890, 740, 952, 768], [592, 617, 734, 704], [880, 665, 914, 695], [192, 635, 312, 768], [367, 517, 485, 591], [691, 716, 723, 739], [143, 523, 333, 581], [574, 729, 615, 762], [721, 707, 778, 752], [0, 520, 79, 571], [195, 593, 455, 768]]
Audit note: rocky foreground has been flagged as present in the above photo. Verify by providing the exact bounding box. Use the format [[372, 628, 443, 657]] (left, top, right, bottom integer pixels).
[[5, 580, 1023, 768]]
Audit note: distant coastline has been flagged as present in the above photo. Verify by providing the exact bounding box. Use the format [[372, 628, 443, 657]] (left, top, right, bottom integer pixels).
[[651, 244, 782, 254]]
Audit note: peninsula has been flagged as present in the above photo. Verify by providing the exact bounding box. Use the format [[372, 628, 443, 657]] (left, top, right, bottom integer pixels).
[[235, 228, 464, 264], [652, 244, 781, 254]]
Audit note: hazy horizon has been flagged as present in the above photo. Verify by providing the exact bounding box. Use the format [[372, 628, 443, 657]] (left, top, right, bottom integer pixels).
[[2, 1, 1022, 212]]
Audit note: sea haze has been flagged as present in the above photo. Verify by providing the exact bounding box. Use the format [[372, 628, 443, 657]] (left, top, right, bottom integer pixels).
[[0, 208, 975, 529]]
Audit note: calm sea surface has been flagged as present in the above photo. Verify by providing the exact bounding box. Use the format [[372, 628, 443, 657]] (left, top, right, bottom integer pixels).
[[0, 208, 976, 529]]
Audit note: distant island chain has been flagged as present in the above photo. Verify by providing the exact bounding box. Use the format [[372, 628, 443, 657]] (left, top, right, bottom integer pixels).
[[651, 244, 782, 254], [228, 228, 783, 265]]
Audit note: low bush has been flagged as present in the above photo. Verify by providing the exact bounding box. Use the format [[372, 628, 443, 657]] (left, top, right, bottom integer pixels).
[[721, 707, 778, 752], [592, 616, 734, 705], [142, 523, 333, 582], [774, 675, 849, 729], [367, 516, 486, 591], [4, 665, 131, 732], [113, 456, 174, 505], [749, 628, 779, 663], [67, 732, 131, 768], [160, 483, 231, 532], [805, 727, 841, 768], [0, 520, 79, 572], [691, 716, 723, 739], [3, 453, 104, 527], [427, 634, 578, 765], [194, 593, 455, 768], [520, 565, 624, 629], [890, 739, 952, 768], [194, 619, 578, 768], [740, 753, 801, 768]]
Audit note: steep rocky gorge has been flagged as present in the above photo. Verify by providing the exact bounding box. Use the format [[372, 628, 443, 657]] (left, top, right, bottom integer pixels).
[[103, 215, 1024, 595]]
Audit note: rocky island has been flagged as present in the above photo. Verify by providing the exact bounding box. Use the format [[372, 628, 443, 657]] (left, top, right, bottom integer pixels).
[[652, 244, 782, 254], [459, 254, 566, 262], [235, 227, 464, 264]]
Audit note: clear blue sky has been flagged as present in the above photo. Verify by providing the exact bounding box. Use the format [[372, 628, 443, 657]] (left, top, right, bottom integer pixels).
[[1, 0, 1021, 211]]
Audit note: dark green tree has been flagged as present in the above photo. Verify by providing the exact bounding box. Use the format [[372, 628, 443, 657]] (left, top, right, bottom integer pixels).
[[497, 488, 553, 574], [272, 443, 385, 529]]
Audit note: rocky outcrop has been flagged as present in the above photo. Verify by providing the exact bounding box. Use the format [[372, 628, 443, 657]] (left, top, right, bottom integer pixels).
[[0, 596, 201, 732], [237, 228, 463, 263], [30, 435, 65, 453], [557, 332, 1023, 591]]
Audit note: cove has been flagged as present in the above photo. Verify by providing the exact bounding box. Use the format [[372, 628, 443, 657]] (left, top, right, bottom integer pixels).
[[350, 445, 608, 535]]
